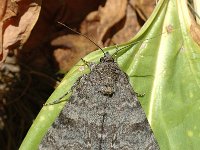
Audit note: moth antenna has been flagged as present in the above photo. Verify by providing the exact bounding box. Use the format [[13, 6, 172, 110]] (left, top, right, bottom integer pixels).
[[57, 21, 105, 55], [111, 28, 178, 57], [110, 34, 161, 59]]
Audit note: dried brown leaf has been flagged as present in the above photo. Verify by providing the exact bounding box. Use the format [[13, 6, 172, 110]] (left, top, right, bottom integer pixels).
[[52, 34, 96, 71], [52, 0, 128, 71], [0, 0, 41, 66], [80, 0, 128, 45], [111, 3, 140, 44], [190, 12, 200, 46], [130, 0, 155, 21]]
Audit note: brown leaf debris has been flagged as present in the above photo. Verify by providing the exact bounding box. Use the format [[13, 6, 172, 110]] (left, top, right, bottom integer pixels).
[[0, 0, 41, 66]]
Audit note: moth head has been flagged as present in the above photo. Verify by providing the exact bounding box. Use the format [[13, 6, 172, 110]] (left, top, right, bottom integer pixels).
[[100, 52, 114, 63]]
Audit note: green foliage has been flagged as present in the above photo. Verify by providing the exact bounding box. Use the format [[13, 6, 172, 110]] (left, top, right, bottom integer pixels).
[[20, 0, 200, 149]]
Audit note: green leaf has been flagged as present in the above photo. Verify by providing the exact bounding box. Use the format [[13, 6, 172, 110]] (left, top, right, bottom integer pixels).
[[20, 0, 200, 149]]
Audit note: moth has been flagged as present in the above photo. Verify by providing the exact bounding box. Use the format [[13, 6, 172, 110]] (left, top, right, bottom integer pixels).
[[39, 23, 160, 150]]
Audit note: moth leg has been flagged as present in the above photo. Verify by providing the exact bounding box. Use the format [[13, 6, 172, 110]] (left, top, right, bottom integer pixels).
[[43, 90, 72, 105], [44, 76, 83, 106], [135, 92, 145, 97], [81, 58, 90, 68], [81, 58, 97, 72], [112, 44, 119, 62], [44, 57, 92, 106]]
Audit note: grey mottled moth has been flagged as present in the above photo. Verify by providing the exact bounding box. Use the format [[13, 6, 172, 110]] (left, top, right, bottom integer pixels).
[[39, 22, 160, 150]]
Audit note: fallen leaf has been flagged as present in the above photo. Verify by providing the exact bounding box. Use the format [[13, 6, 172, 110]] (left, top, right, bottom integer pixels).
[[190, 13, 200, 45], [130, 0, 156, 21], [80, 0, 127, 45], [51, 0, 127, 71], [0, 0, 41, 66], [52, 34, 96, 71], [19, 0, 105, 72], [111, 2, 141, 44]]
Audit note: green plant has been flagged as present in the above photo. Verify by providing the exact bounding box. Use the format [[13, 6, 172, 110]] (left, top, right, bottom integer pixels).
[[20, 0, 200, 149]]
